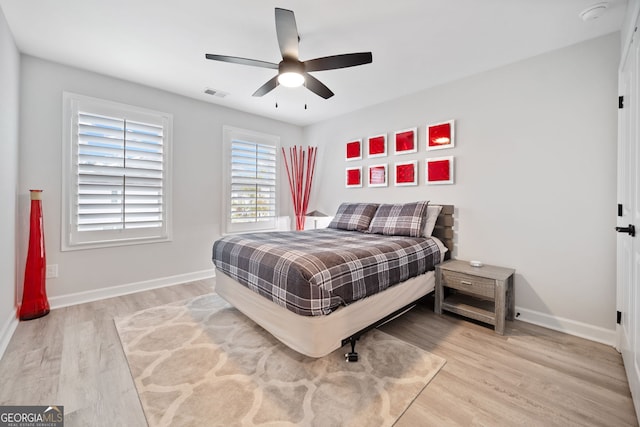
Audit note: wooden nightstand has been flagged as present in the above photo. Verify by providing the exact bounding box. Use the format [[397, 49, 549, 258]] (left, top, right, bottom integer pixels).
[[435, 259, 515, 335]]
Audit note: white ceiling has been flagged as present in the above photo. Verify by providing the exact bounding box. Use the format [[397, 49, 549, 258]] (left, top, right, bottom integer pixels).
[[0, 0, 628, 126]]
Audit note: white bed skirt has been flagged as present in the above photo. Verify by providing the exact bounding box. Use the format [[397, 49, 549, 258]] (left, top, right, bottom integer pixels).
[[215, 270, 436, 358]]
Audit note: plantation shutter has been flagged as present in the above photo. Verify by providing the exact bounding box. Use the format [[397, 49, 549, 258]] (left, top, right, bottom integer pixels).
[[230, 139, 277, 223], [77, 112, 165, 231], [62, 93, 172, 250]]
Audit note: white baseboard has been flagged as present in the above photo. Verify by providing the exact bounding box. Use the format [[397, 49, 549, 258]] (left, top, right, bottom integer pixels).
[[0, 309, 18, 361], [48, 269, 216, 310], [515, 306, 616, 347]]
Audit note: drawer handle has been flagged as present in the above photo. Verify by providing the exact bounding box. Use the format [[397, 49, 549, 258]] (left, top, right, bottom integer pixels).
[[461, 280, 473, 286]]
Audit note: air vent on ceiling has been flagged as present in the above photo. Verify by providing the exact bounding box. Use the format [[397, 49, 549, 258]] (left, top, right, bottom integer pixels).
[[204, 88, 228, 98]]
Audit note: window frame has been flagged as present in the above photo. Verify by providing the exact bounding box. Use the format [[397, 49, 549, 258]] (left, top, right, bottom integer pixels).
[[222, 126, 280, 234], [61, 92, 173, 251]]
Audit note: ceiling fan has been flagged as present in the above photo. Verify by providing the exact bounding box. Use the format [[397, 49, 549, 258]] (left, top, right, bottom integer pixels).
[[205, 8, 373, 99]]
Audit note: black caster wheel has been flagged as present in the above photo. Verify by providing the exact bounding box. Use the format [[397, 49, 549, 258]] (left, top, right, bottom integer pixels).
[[345, 352, 359, 362]]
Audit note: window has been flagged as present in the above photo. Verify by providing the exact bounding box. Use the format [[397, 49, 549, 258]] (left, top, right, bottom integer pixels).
[[223, 126, 279, 234], [62, 93, 172, 250]]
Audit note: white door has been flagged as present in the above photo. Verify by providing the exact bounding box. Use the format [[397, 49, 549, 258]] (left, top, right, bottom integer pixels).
[[618, 18, 640, 419]]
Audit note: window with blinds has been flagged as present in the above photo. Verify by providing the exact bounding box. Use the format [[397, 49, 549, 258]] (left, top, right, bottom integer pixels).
[[230, 140, 277, 223], [77, 112, 164, 231], [62, 93, 172, 250], [223, 127, 279, 233]]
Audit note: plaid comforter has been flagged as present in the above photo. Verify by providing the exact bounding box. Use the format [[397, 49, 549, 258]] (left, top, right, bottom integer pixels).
[[212, 228, 441, 316]]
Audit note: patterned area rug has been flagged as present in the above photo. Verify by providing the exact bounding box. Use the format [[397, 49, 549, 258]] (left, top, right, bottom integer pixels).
[[115, 294, 445, 426]]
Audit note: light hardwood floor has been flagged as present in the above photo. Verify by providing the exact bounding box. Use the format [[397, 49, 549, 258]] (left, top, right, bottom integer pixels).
[[0, 279, 636, 426], [382, 299, 638, 426]]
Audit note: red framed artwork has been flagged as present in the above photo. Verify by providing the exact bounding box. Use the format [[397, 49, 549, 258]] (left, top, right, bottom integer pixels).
[[345, 166, 362, 188], [427, 120, 455, 151], [367, 134, 387, 158], [368, 164, 388, 187], [394, 160, 418, 186], [346, 139, 362, 161], [393, 128, 417, 155], [426, 156, 454, 185]]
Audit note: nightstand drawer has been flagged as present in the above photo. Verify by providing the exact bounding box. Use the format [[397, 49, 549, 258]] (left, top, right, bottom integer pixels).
[[441, 270, 495, 298]]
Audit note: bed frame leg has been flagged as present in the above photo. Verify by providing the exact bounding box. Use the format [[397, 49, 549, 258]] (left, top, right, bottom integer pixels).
[[345, 337, 359, 362], [340, 301, 420, 363]]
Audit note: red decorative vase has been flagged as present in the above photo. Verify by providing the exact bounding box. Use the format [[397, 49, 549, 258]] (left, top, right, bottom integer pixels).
[[19, 189, 50, 320], [282, 146, 318, 232]]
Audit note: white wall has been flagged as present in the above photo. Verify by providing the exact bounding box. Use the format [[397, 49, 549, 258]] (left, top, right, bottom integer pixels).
[[304, 33, 620, 341], [18, 56, 302, 302], [0, 7, 20, 356]]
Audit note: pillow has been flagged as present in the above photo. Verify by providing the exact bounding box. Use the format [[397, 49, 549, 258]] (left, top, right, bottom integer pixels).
[[327, 203, 380, 231], [367, 201, 429, 237], [423, 204, 443, 237]]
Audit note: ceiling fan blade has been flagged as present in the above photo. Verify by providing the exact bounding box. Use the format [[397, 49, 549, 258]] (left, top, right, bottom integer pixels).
[[304, 74, 334, 99], [275, 8, 299, 59], [304, 52, 373, 72], [205, 54, 278, 70], [252, 75, 279, 97]]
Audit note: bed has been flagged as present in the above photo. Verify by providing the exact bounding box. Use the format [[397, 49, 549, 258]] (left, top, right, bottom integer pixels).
[[212, 202, 454, 359]]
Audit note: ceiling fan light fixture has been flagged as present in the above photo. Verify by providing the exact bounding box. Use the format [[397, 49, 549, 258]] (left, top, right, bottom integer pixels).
[[278, 71, 305, 87]]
